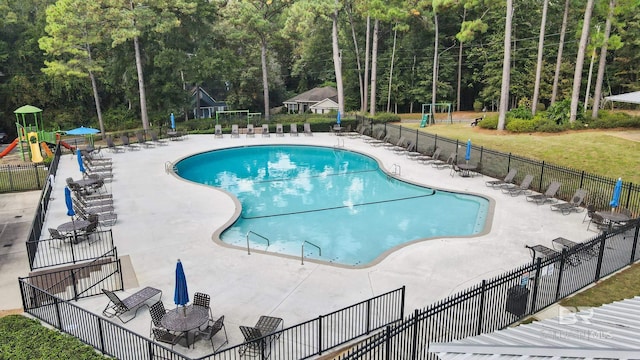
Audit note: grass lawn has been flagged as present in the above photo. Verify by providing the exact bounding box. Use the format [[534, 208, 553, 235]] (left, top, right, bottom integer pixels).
[[560, 263, 640, 309]]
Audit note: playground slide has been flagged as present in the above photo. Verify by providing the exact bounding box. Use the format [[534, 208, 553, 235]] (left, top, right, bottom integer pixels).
[[59, 140, 75, 151], [28, 132, 44, 163], [0, 138, 18, 158], [41, 142, 53, 157]]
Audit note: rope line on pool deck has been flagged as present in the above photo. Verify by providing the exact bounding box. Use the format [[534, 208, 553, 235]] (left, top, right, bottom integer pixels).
[[242, 168, 379, 185], [241, 190, 437, 219]]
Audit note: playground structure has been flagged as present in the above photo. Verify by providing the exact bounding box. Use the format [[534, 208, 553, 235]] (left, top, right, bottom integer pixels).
[[8, 105, 61, 162], [421, 103, 453, 127]]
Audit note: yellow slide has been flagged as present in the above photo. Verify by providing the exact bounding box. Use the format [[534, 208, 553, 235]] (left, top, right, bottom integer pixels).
[[27, 132, 44, 163]]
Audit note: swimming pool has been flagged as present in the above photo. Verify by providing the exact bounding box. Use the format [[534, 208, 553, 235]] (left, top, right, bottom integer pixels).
[[175, 145, 490, 266]]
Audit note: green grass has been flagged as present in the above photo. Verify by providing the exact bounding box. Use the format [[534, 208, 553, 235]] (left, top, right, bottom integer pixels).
[[560, 263, 640, 309], [0, 315, 111, 359]]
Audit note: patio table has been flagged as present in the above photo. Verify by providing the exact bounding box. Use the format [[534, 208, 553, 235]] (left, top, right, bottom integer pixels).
[[161, 305, 209, 347], [457, 163, 478, 177]]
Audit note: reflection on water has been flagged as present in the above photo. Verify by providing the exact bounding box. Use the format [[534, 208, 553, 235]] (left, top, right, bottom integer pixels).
[[176, 145, 489, 266]]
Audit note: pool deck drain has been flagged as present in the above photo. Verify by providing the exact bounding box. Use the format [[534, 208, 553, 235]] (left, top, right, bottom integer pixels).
[[2, 133, 593, 357]]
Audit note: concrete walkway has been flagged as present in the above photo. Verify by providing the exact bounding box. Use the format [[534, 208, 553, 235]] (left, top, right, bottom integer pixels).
[[3, 133, 594, 357]]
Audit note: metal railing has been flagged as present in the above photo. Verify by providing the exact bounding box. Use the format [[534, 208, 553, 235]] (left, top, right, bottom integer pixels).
[[337, 221, 640, 359], [27, 229, 115, 270]]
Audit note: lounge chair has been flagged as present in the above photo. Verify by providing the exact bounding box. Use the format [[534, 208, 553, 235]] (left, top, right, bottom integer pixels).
[[303, 123, 313, 136], [526, 181, 561, 205], [404, 141, 422, 159], [275, 124, 284, 136], [551, 189, 587, 215], [77, 207, 117, 227], [416, 148, 441, 164], [501, 174, 534, 196], [246, 124, 255, 137], [239, 316, 283, 359], [388, 137, 407, 152], [371, 134, 391, 147], [262, 124, 270, 137], [194, 316, 228, 351], [485, 168, 517, 189], [290, 123, 299, 136], [214, 124, 223, 138], [432, 153, 455, 169], [231, 124, 239, 138], [121, 135, 140, 151], [101, 287, 162, 323], [135, 132, 154, 148], [149, 131, 169, 146], [105, 136, 124, 153]]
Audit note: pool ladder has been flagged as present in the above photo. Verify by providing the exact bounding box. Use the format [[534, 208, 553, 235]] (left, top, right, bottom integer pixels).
[[301, 241, 322, 265], [334, 137, 345, 148], [391, 164, 401, 176], [165, 161, 177, 174], [246, 231, 270, 255]]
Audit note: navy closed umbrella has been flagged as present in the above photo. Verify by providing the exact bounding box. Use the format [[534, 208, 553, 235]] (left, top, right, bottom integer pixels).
[[65, 186, 77, 241], [465, 139, 472, 163], [610, 178, 623, 211], [77, 150, 86, 175], [174, 259, 189, 313]]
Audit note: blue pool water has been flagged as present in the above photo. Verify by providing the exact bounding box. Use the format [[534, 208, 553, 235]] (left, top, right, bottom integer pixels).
[[175, 145, 489, 266]]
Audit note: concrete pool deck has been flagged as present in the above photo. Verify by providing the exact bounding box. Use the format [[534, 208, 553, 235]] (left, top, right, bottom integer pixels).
[[5, 133, 593, 357]]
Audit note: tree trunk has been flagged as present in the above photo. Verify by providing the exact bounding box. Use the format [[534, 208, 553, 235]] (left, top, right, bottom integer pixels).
[[431, 12, 439, 124], [332, 0, 344, 115], [584, 48, 596, 113], [363, 16, 371, 113], [569, 0, 595, 123], [88, 70, 105, 135], [592, 0, 615, 119], [456, 8, 466, 113], [551, 0, 570, 105], [133, 36, 149, 131], [347, 6, 364, 112], [261, 37, 270, 122], [498, 0, 513, 130], [532, 0, 549, 115], [386, 25, 398, 113], [369, 19, 379, 116]]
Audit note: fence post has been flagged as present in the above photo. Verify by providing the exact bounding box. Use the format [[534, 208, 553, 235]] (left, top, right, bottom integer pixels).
[[476, 280, 486, 335], [366, 297, 372, 334], [54, 296, 63, 329], [410, 309, 419, 360], [529, 258, 542, 314], [594, 233, 608, 281], [579, 171, 585, 189], [384, 326, 391, 360], [97, 317, 106, 354], [71, 271, 79, 301], [630, 224, 640, 264], [318, 314, 323, 355], [554, 251, 567, 301], [538, 161, 545, 190], [400, 286, 405, 319], [34, 164, 41, 188], [9, 165, 14, 191]]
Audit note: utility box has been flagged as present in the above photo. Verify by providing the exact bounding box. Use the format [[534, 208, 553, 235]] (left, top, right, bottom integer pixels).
[[506, 286, 530, 317]]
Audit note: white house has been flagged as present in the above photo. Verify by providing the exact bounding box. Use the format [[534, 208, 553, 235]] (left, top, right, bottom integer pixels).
[[283, 86, 338, 114]]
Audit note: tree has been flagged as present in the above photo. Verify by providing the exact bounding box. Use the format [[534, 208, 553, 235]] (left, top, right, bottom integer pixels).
[[551, 0, 571, 105], [569, 0, 595, 123], [531, 0, 549, 115], [39, 0, 107, 134], [497, 0, 513, 130], [592, 0, 623, 118]]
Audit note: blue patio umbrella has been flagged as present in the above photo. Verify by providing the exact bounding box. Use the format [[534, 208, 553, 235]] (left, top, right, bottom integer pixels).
[[336, 111, 341, 125], [170, 113, 176, 130], [76, 150, 85, 174], [610, 177, 623, 211], [465, 139, 472, 163], [64, 186, 75, 217], [174, 259, 189, 310], [66, 126, 100, 135]]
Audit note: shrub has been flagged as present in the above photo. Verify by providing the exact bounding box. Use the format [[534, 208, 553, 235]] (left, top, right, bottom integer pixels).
[[533, 117, 566, 132], [473, 100, 483, 112], [373, 112, 401, 123], [545, 99, 583, 124], [507, 106, 533, 120], [478, 114, 499, 130], [506, 118, 536, 133]]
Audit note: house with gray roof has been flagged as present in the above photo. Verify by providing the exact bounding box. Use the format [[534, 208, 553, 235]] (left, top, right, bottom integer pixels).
[[283, 86, 338, 114]]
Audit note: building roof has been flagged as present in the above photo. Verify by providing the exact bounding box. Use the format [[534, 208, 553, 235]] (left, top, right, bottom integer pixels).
[[284, 86, 338, 104], [430, 296, 640, 359], [309, 98, 339, 110], [604, 91, 640, 105]]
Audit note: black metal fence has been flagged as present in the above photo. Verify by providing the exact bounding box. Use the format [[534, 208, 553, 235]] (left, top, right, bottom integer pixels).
[[355, 116, 640, 215], [337, 221, 640, 360], [27, 229, 116, 270], [26, 144, 63, 269], [0, 162, 49, 192]]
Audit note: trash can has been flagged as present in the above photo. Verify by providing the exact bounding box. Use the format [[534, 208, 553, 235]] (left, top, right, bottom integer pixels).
[[506, 286, 529, 317]]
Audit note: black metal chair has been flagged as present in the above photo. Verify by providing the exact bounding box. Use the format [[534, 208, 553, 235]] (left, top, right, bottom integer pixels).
[[194, 315, 228, 351], [193, 292, 212, 319], [48, 228, 69, 248], [149, 301, 167, 337], [152, 328, 183, 350]]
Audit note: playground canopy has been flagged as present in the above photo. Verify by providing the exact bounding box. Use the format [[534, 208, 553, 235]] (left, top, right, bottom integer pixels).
[[604, 91, 640, 105]]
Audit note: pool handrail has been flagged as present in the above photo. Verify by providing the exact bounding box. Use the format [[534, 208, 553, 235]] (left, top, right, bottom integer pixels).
[[246, 230, 270, 255], [301, 240, 322, 265]]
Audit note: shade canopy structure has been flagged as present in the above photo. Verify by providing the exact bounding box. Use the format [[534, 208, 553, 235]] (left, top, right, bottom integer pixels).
[[604, 91, 640, 105], [174, 259, 189, 307], [66, 126, 100, 135]]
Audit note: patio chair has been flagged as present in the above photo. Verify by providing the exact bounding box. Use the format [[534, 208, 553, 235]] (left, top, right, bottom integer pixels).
[[120, 135, 140, 151], [149, 301, 168, 337], [136, 131, 155, 148], [193, 292, 213, 319], [149, 131, 169, 146], [231, 124, 240, 138], [246, 124, 255, 137], [215, 124, 223, 138], [416, 148, 441, 164], [404, 141, 422, 159], [501, 174, 534, 197], [152, 328, 184, 350], [194, 315, 228, 351], [432, 153, 456, 169], [303, 123, 313, 136], [383, 136, 405, 151], [526, 181, 561, 205], [587, 212, 609, 232], [582, 204, 596, 223], [83, 157, 112, 171], [262, 124, 270, 137], [101, 287, 162, 323], [275, 124, 284, 136], [48, 228, 70, 248], [485, 168, 517, 189], [239, 316, 283, 359], [371, 134, 391, 147], [105, 136, 124, 153], [551, 189, 588, 215], [290, 123, 299, 136]]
